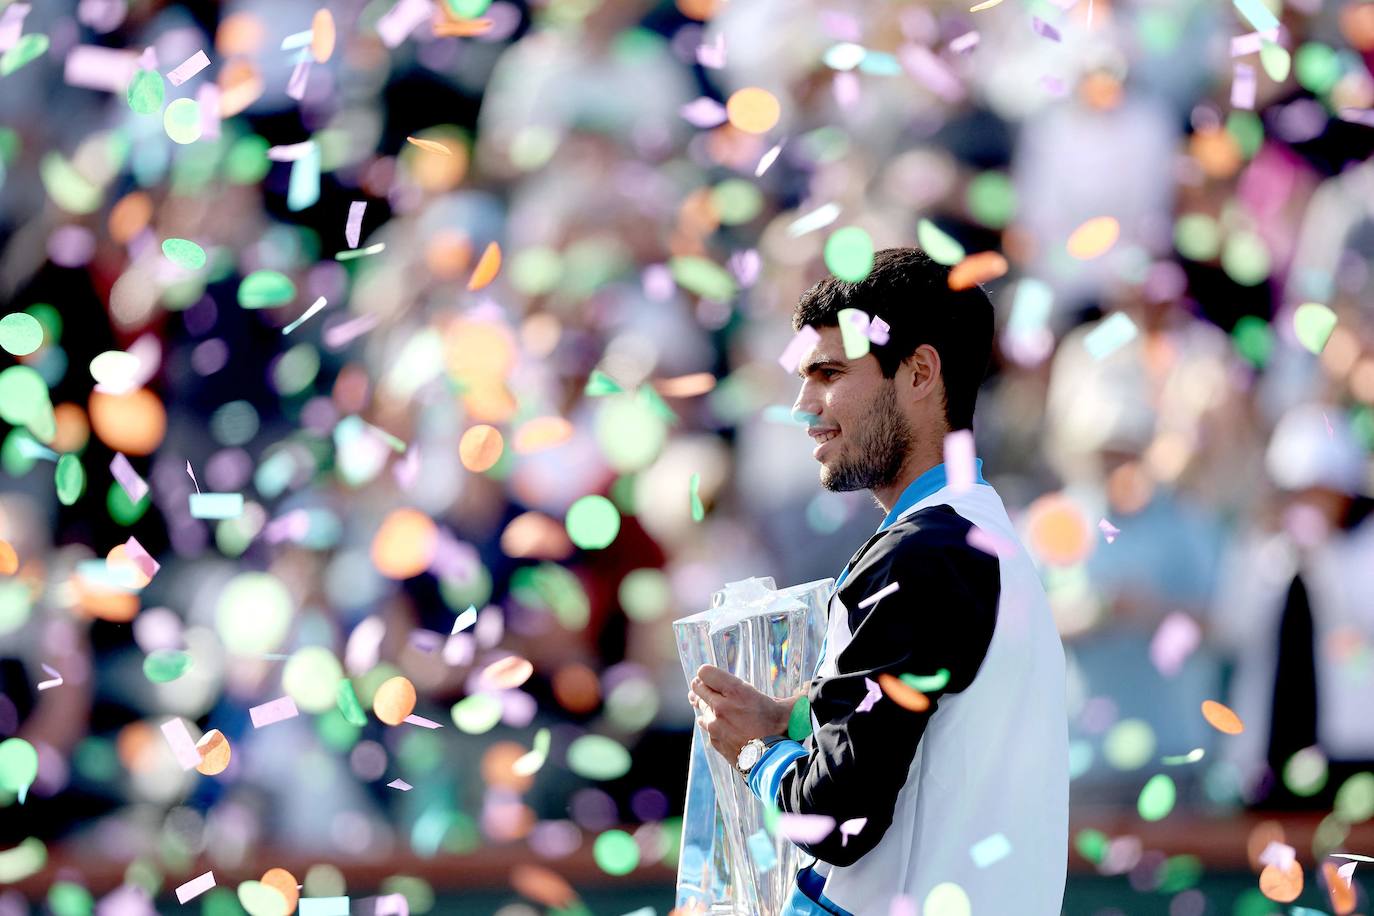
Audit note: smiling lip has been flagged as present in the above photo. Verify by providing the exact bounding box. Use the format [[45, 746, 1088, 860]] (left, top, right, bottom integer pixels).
[[809, 428, 840, 458]]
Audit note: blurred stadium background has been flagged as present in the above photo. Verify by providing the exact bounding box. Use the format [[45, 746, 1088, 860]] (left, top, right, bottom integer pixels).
[[2, 0, 1374, 912]]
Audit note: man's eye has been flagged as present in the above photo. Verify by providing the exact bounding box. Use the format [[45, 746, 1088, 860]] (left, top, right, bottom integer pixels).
[[821, 369, 839, 379]]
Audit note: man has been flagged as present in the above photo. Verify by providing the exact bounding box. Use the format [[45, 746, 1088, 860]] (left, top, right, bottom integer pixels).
[[687, 248, 1069, 914]]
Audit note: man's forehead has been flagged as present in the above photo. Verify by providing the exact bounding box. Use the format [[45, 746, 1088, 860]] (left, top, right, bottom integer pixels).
[[796, 327, 856, 375]]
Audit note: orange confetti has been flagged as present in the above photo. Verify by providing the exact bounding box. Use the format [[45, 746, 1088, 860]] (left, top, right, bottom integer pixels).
[[1324, 861, 1357, 915], [310, 9, 335, 62], [1025, 492, 1093, 566], [467, 241, 502, 291], [218, 59, 264, 118], [552, 663, 601, 714], [261, 868, 299, 914], [0, 541, 17, 576], [89, 389, 166, 456], [195, 729, 232, 776], [1066, 216, 1121, 260], [1259, 860, 1304, 903], [1201, 699, 1245, 735], [434, 18, 494, 36], [373, 675, 418, 726], [106, 544, 152, 590], [948, 251, 1009, 290], [878, 673, 930, 712], [500, 512, 574, 560], [370, 508, 438, 579], [459, 424, 505, 472], [406, 136, 453, 155], [481, 655, 535, 690], [513, 416, 573, 454], [654, 372, 717, 398], [726, 88, 781, 134], [511, 865, 579, 909]]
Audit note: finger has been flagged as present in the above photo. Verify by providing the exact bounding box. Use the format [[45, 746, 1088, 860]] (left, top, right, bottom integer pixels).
[[696, 664, 744, 694], [690, 677, 727, 707]]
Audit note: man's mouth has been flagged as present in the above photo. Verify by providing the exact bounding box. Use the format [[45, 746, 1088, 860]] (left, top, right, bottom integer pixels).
[[809, 428, 840, 458]]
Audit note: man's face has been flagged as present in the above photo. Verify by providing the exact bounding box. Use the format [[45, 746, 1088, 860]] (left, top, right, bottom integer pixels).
[[791, 326, 914, 493]]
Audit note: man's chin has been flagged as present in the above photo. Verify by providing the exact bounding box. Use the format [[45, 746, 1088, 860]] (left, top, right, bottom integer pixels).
[[819, 466, 865, 493]]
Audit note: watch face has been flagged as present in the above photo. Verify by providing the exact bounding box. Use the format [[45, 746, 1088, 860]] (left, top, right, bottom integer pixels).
[[737, 742, 761, 772]]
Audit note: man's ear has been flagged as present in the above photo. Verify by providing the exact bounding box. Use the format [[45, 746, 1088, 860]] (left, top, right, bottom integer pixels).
[[904, 344, 942, 399]]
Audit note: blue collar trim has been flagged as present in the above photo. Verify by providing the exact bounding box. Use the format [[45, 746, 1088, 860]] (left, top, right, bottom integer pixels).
[[876, 458, 986, 533]]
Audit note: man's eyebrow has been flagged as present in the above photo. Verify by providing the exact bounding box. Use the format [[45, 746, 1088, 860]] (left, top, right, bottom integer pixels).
[[797, 358, 846, 380]]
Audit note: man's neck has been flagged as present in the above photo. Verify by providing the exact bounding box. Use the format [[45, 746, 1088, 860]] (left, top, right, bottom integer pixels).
[[871, 446, 944, 515]]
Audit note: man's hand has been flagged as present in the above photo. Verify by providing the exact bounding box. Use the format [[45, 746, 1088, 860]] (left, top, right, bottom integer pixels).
[[688, 664, 796, 770]]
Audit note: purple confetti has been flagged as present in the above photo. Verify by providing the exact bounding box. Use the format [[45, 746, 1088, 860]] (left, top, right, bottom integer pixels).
[[402, 714, 443, 729], [695, 34, 725, 69], [249, 696, 300, 727], [839, 817, 867, 846], [1258, 841, 1296, 870], [124, 536, 159, 580], [1149, 611, 1200, 677], [160, 718, 203, 770], [387, 778, 413, 791], [1231, 63, 1255, 110], [943, 429, 976, 492], [323, 313, 380, 349], [755, 142, 784, 177], [197, 83, 221, 139], [728, 248, 761, 287], [64, 45, 139, 92], [0, 3, 30, 52], [949, 30, 980, 54], [776, 813, 836, 844], [1231, 28, 1279, 56], [346, 201, 366, 248], [376, 0, 434, 48], [1338, 107, 1374, 127], [264, 509, 310, 543], [110, 453, 149, 504], [1098, 517, 1120, 543], [833, 71, 861, 108], [867, 315, 890, 345], [855, 677, 883, 713], [898, 43, 964, 102], [1031, 17, 1062, 41], [819, 10, 863, 41], [778, 325, 821, 374], [165, 49, 209, 86], [37, 663, 62, 691], [680, 96, 728, 128], [175, 872, 216, 904], [286, 55, 311, 101], [967, 525, 1017, 557]]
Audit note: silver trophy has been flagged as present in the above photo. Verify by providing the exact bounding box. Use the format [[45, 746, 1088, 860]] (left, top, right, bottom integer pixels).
[[673, 577, 834, 915]]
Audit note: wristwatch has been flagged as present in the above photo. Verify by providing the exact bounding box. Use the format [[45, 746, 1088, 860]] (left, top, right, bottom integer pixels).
[[736, 734, 788, 779]]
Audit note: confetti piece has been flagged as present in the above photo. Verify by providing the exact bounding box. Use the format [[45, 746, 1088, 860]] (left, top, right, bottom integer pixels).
[[299, 897, 350, 916], [346, 201, 366, 248], [377, 0, 433, 47], [124, 536, 159, 580], [867, 316, 890, 345], [374, 676, 417, 725], [1331, 854, 1374, 862], [287, 141, 320, 210], [1232, 63, 1256, 109], [838, 307, 871, 358], [839, 817, 867, 847], [777, 813, 836, 844], [726, 87, 781, 134], [0, 32, 47, 76], [161, 718, 203, 770], [696, 33, 725, 68], [918, 220, 966, 266], [285, 55, 311, 101], [969, 833, 1011, 867], [283, 297, 328, 335], [0, 3, 30, 51], [268, 141, 316, 161], [311, 9, 336, 62], [967, 525, 1017, 557], [747, 829, 778, 872], [176, 872, 217, 904], [680, 96, 728, 128], [1233, 0, 1279, 33], [1337, 860, 1358, 885], [898, 44, 964, 102], [126, 68, 164, 114], [857, 581, 900, 609], [0, 312, 43, 356], [1201, 699, 1245, 734], [323, 313, 380, 348], [479, 655, 534, 691], [970, 0, 1002, 9], [1260, 841, 1297, 870], [513, 727, 551, 776], [162, 238, 206, 270], [406, 136, 451, 155], [452, 605, 479, 634], [948, 251, 1008, 290], [1259, 861, 1303, 903], [855, 677, 883, 713], [36, 663, 62, 691], [779, 326, 822, 377], [902, 669, 950, 692], [787, 203, 842, 237], [825, 227, 875, 282], [387, 778, 412, 791], [239, 270, 297, 309], [1098, 518, 1119, 543], [1231, 28, 1279, 56], [165, 49, 209, 86], [943, 429, 976, 492], [949, 31, 980, 53], [163, 97, 202, 144], [335, 242, 386, 261], [878, 673, 930, 712], [249, 696, 300, 727], [1161, 748, 1205, 765], [1066, 216, 1120, 260], [1150, 611, 1201, 676], [1293, 302, 1336, 354], [1031, 17, 1061, 40], [433, 18, 494, 37], [281, 29, 314, 50], [189, 492, 244, 519], [1337, 107, 1374, 127], [755, 142, 783, 177], [689, 472, 704, 521], [54, 454, 85, 505], [1082, 312, 1138, 359], [1137, 773, 1176, 821], [468, 242, 502, 291]]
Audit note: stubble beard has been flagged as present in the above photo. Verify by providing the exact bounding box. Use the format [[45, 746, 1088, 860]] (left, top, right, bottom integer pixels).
[[819, 382, 914, 494]]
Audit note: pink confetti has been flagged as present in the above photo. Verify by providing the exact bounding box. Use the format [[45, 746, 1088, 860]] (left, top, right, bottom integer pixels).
[[393, 445, 421, 490], [175, 872, 216, 904], [249, 696, 300, 727], [37, 663, 62, 691], [0, 3, 30, 52], [403, 714, 444, 729], [1337, 107, 1374, 127], [680, 97, 728, 128], [1258, 841, 1296, 871], [185, 461, 200, 493], [943, 429, 976, 492], [889, 896, 917, 916], [124, 536, 160, 580], [1231, 28, 1277, 56], [1231, 63, 1256, 110], [819, 10, 862, 41], [264, 509, 310, 543], [161, 718, 203, 770], [136, 45, 157, 69], [833, 71, 861, 108], [898, 44, 964, 102], [643, 263, 675, 300], [165, 49, 209, 86], [776, 813, 836, 844], [779, 325, 821, 374], [855, 677, 883, 713], [857, 581, 900, 610], [867, 316, 890, 345], [1149, 612, 1201, 678], [695, 34, 725, 69], [755, 142, 784, 177], [949, 30, 980, 54], [346, 201, 366, 248], [1031, 17, 1062, 40], [1098, 518, 1120, 543], [839, 817, 867, 846], [374, 894, 410, 916], [728, 249, 761, 287], [1337, 860, 1358, 887], [387, 778, 413, 791], [324, 313, 381, 349], [1323, 411, 1334, 438], [268, 140, 316, 162], [64, 45, 139, 92], [1041, 75, 1068, 96], [197, 83, 221, 140], [110, 453, 149, 504], [967, 525, 1017, 557], [376, 0, 434, 48], [286, 57, 311, 101]]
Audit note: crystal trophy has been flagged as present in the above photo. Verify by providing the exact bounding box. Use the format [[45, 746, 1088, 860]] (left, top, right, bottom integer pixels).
[[673, 577, 834, 915]]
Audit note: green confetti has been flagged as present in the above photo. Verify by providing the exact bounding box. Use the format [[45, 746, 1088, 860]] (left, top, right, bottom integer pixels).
[[163, 97, 202, 145], [54, 454, 85, 506], [566, 495, 621, 550], [901, 668, 951, 692], [282, 647, 344, 714], [637, 384, 679, 426], [334, 242, 386, 261], [1137, 773, 1177, 821], [668, 255, 738, 302], [0, 737, 38, 792], [142, 649, 193, 683], [39, 153, 101, 215], [1259, 41, 1291, 82], [1294, 42, 1341, 94], [450, 694, 503, 734], [126, 69, 165, 114], [787, 695, 812, 741], [1283, 746, 1327, 797], [689, 473, 704, 522], [1293, 302, 1337, 354], [0, 837, 46, 884], [567, 734, 632, 780], [917, 220, 965, 266], [0, 366, 55, 443], [1233, 0, 1279, 32], [0, 33, 48, 77], [337, 679, 368, 726], [0, 312, 43, 356], [824, 226, 874, 283], [837, 307, 870, 359], [1334, 771, 1374, 823], [592, 829, 639, 876], [446, 0, 493, 15], [1074, 828, 1109, 864], [161, 238, 206, 270], [238, 270, 297, 309], [1231, 316, 1274, 367], [236, 881, 288, 916], [215, 572, 294, 654], [584, 370, 623, 397], [1103, 718, 1155, 770]]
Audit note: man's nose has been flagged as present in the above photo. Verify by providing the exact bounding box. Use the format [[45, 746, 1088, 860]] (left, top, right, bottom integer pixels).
[[792, 381, 822, 424]]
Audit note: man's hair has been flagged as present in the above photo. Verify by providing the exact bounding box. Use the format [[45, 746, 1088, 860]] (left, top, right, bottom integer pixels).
[[792, 247, 995, 431]]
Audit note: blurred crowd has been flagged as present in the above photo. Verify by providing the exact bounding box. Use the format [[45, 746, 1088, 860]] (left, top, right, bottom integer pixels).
[[1, 0, 1374, 910]]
